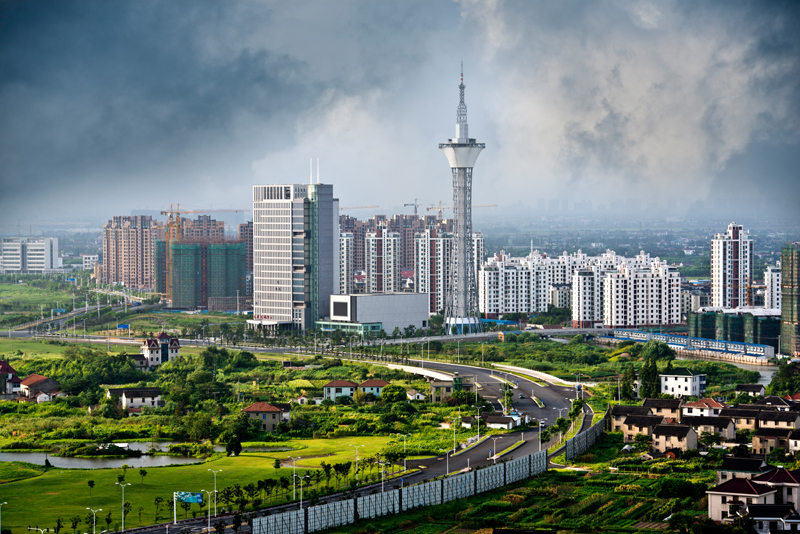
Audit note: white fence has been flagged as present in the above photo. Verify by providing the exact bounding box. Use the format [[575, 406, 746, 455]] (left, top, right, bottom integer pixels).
[[254, 438, 593, 534]]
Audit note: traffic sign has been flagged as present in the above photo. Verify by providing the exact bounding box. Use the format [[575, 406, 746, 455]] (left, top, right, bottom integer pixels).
[[66, 278, 76, 282], [117, 324, 130, 330]]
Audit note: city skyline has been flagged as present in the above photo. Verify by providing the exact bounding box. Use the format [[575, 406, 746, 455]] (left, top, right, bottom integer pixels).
[[1, 1, 799, 227]]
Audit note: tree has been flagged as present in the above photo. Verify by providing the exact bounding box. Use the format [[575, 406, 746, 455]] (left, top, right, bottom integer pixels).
[[124, 501, 132, 522], [321, 461, 333, 486], [353, 388, 367, 406], [55, 517, 64, 534], [180, 501, 191, 519], [698, 431, 722, 449], [633, 433, 653, 453], [70, 515, 82, 534], [87, 479, 95, 496], [104, 511, 112, 531], [154, 496, 164, 521], [273, 458, 282, 474], [231, 511, 243, 534], [380, 384, 406, 403], [621, 363, 636, 399], [213, 521, 227, 534], [639, 356, 659, 398], [139, 468, 147, 485]]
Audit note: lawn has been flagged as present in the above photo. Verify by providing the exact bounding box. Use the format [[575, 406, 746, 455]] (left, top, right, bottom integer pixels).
[[0, 283, 78, 312], [0, 436, 392, 531]]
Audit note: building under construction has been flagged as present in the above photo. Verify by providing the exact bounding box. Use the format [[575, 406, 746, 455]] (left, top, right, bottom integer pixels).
[[782, 243, 800, 356], [689, 307, 781, 352], [155, 240, 245, 309]]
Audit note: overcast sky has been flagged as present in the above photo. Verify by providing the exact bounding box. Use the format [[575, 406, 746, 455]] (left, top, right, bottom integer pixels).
[[1, 0, 798, 224]]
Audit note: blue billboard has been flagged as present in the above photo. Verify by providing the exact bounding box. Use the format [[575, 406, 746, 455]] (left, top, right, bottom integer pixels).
[[175, 492, 203, 503], [117, 324, 130, 330], [66, 278, 76, 282]]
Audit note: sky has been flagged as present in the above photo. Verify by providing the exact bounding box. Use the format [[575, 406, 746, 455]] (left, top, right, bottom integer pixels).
[[1, 0, 798, 225]]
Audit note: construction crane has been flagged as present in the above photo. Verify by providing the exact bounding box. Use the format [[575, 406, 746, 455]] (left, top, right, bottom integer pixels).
[[340, 205, 379, 211], [159, 205, 250, 304], [404, 199, 422, 216], [426, 202, 498, 223]]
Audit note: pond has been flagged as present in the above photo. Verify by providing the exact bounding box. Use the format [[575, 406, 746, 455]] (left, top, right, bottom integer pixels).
[[0, 441, 226, 469]]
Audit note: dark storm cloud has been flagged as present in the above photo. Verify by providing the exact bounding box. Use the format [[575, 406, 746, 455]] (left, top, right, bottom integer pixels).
[[0, 0, 797, 223]]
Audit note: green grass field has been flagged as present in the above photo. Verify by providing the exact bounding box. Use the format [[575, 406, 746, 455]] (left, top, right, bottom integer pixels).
[[0, 283, 79, 311], [0, 436, 392, 530]]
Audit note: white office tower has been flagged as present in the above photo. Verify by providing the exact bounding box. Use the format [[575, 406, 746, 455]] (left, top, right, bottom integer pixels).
[[250, 183, 338, 332], [0, 237, 59, 273], [339, 233, 354, 295], [415, 229, 484, 315], [439, 65, 484, 334], [765, 262, 782, 310], [603, 261, 681, 328], [365, 226, 401, 293], [711, 222, 753, 308]]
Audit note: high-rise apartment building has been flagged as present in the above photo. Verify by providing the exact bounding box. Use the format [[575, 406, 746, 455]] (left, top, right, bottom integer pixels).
[[238, 221, 254, 272], [179, 215, 226, 241], [765, 263, 782, 310], [365, 226, 401, 293], [781, 243, 800, 357], [414, 229, 484, 314], [602, 262, 681, 329], [249, 183, 338, 332], [102, 215, 163, 288], [711, 223, 753, 308], [0, 237, 59, 273], [339, 233, 354, 295]]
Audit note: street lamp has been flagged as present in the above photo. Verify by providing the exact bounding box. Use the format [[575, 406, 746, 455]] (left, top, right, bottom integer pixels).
[[85, 508, 102, 534], [553, 407, 567, 442], [201, 490, 213, 532], [349, 444, 364, 482], [114, 483, 130, 532], [0, 502, 6, 534], [472, 405, 485, 442], [288, 456, 302, 500], [490, 436, 503, 465], [294, 474, 310, 509], [396, 434, 410, 472], [208, 469, 222, 515]]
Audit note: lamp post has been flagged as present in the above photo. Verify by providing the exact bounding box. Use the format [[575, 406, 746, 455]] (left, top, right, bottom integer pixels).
[[457, 340, 460, 364], [349, 444, 364, 482], [490, 436, 503, 465], [201, 490, 213, 532], [86, 508, 102, 534], [294, 474, 310, 509], [208, 469, 222, 515], [397, 434, 410, 472], [115, 482, 130, 532], [472, 405, 484, 442], [553, 407, 567, 442], [0, 502, 6, 534], [288, 456, 301, 500]]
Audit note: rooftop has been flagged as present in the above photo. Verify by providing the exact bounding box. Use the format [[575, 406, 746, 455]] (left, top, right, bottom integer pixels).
[[652, 424, 692, 438], [243, 402, 282, 413], [707, 478, 776, 496]]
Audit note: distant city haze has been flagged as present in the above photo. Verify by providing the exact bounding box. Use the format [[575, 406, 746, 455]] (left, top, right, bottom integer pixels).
[[1, 1, 799, 226]]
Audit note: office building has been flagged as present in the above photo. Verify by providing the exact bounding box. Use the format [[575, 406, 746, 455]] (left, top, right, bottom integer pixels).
[[249, 183, 338, 332], [102, 215, 163, 288], [711, 223, 753, 308], [765, 263, 782, 310], [415, 228, 484, 314], [781, 243, 800, 357], [317, 293, 429, 336], [238, 221, 254, 296], [365, 226, 401, 293], [0, 238, 59, 273]]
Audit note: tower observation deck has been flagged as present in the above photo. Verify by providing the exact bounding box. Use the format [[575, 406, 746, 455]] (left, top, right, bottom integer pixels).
[[439, 64, 484, 335]]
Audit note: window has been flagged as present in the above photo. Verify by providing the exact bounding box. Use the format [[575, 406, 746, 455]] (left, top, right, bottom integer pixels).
[[721, 496, 727, 504]]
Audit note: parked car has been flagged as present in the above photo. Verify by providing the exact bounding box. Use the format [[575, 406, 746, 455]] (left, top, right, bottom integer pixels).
[[519, 394, 524, 399]]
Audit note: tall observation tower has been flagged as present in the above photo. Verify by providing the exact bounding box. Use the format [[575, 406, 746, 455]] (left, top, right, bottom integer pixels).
[[439, 64, 484, 335]]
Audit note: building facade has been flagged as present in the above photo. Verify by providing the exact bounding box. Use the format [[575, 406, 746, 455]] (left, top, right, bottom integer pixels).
[[415, 229, 484, 314], [365, 226, 401, 293], [711, 222, 753, 308], [249, 183, 338, 332], [339, 233, 354, 295], [102, 215, 163, 288], [765, 263, 782, 310], [0, 237, 59, 273], [602, 261, 682, 329], [82, 254, 99, 271], [782, 244, 800, 357]]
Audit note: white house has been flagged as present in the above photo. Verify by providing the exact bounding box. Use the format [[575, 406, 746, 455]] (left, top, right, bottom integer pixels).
[[322, 380, 358, 401], [358, 379, 389, 397], [107, 387, 162, 409], [659, 368, 706, 397], [682, 398, 728, 418], [736, 384, 766, 397], [706, 478, 776, 521], [484, 415, 514, 430], [406, 389, 426, 401]]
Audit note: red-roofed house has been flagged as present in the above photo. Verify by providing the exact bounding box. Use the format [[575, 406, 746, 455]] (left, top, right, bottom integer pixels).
[[323, 380, 358, 401], [682, 398, 729, 418], [359, 379, 390, 397], [707, 478, 777, 521], [785, 393, 800, 403], [0, 360, 20, 395], [19, 374, 60, 398], [243, 402, 282, 432]]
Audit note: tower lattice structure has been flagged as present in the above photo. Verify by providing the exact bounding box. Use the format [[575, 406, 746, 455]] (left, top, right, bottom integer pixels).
[[439, 64, 484, 334]]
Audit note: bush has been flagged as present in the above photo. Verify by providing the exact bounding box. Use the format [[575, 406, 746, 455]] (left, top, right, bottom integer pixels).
[[653, 478, 704, 499]]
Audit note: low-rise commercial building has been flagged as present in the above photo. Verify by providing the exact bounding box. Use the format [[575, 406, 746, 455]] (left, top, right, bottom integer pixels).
[[319, 293, 430, 336]]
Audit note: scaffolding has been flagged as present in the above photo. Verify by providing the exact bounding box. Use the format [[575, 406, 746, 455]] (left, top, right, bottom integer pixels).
[[782, 243, 800, 356]]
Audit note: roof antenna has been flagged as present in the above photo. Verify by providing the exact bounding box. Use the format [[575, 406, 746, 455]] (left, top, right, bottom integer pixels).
[[317, 157, 320, 184], [309, 157, 313, 185]]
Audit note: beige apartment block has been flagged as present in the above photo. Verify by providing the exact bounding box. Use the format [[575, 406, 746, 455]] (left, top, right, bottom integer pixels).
[[102, 215, 163, 288]]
